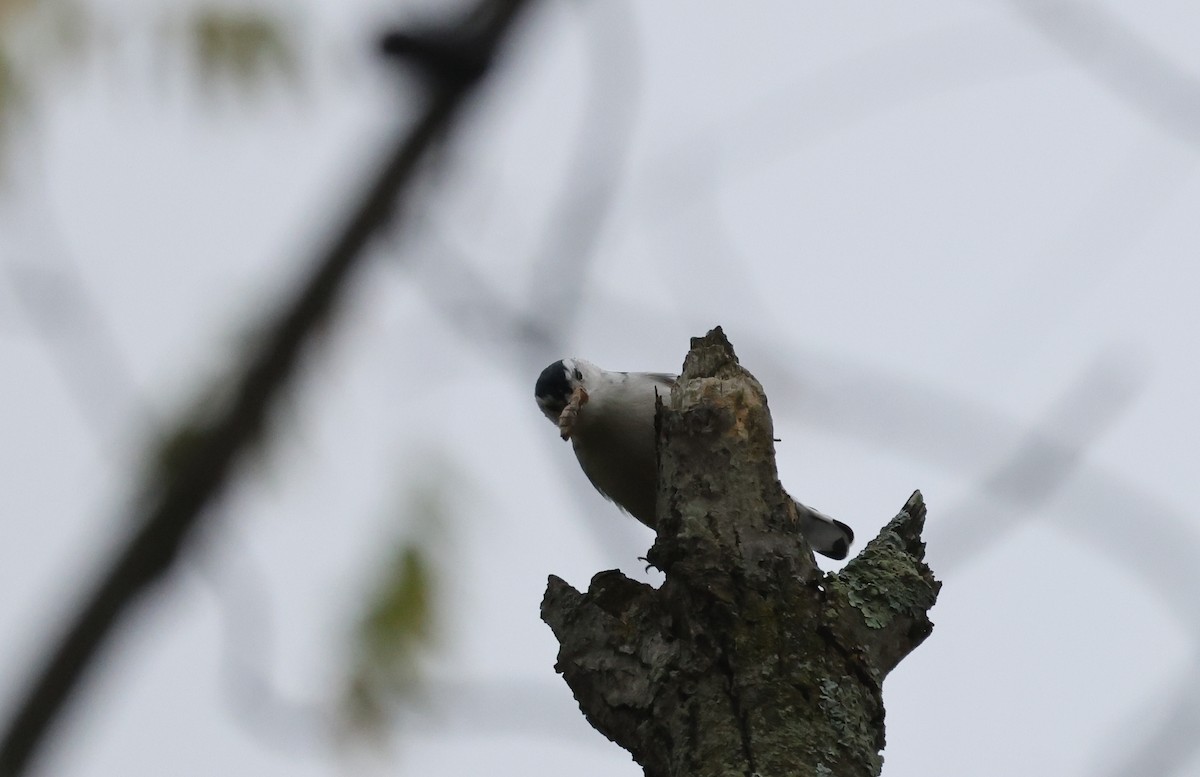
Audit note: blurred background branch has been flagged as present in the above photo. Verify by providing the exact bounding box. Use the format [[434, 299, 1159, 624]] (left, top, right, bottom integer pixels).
[[0, 0, 532, 772], [2, 1, 1200, 776]]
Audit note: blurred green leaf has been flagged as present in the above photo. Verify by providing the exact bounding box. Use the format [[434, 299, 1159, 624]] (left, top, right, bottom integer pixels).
[[363, 543, 433, 659], [0, 43, 22, 133], [343, 541, 434, 737], [0, 2, 307, 170], [189, 8, 297, 92], [340, 466, 459, 741], [0, 0, 39, 28], [0, 0, 87, 162]]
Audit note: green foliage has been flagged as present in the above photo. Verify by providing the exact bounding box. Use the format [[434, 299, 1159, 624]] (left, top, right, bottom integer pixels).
[[340, 468, 458, 741], [0, 0, 89, 162], [0, 44, 21, 132], [0, 0, 301, 169], [343, 540, 434, 738], [188, 9, 298, 92], [363, 543, 433, 665]]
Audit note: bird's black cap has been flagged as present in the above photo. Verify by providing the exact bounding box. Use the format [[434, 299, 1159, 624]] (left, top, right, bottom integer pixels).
[[535, 360, 571, 414]]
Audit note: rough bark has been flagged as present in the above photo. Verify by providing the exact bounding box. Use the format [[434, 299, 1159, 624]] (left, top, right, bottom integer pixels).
[[541, 327, 940, 777]]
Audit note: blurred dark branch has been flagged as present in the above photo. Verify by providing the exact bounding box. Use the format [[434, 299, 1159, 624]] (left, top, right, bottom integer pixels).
[[782, 337, 1200, 777], [197, 531, 332, 753], [1009, 0, 1200, 148], [6, 200, 331, 751], [1098, 668, 1200, 777], [640, 22, 1055, 207], [0, 0, 532, 773], [412, 233, 653, 564], [5, 259, 142, 454], [936, 351, 1145, 570], [2, 158, 145, 451], [410, 0, 640, 362], [415, 231, 550, 348], [397, 2, 644, 565], [520, 0, 639, 344]]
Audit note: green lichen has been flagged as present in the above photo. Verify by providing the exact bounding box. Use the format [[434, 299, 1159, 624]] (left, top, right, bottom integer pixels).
[[831, 534, 938, 631], [816, 677, 884, 773]]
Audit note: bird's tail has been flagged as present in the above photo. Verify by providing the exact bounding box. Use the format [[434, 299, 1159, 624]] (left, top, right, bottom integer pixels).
[[794, 501, 854, 560]]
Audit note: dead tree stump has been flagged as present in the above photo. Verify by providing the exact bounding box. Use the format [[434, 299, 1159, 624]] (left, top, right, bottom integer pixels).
[[542, 327, 940, 777]]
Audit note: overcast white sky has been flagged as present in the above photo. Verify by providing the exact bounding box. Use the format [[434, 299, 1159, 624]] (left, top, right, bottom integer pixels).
[[3, 1, 1200, 776]]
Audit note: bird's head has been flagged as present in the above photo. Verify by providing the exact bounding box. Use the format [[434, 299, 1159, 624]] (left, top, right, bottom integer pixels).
[[535, 358, 603, 423]]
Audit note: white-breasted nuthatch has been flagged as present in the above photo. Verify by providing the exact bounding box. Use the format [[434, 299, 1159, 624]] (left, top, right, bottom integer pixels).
[[534, 358, 854, 560]]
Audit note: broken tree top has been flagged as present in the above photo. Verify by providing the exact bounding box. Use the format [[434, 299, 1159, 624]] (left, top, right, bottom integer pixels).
[[541, 326, 940, 777]]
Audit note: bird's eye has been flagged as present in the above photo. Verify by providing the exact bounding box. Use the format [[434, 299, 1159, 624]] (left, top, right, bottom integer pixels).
[[573, 368, 583, 380]]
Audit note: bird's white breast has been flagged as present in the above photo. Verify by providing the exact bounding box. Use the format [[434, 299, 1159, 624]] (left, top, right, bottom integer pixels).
[[570, 373, 665, 529]]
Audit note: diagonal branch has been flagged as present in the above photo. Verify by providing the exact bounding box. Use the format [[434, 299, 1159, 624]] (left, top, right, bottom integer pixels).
[[0, 1, 532, 774]]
